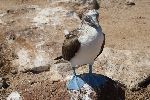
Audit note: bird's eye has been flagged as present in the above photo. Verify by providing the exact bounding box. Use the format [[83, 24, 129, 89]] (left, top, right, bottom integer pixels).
[[85, 16, 91, 22]]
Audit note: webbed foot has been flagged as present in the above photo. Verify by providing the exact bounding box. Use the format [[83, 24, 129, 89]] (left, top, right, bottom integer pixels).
[[67, 75, 85, 90]]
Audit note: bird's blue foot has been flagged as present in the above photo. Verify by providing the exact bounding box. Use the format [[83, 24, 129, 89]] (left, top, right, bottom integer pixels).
[[67, 75, 85, 90]]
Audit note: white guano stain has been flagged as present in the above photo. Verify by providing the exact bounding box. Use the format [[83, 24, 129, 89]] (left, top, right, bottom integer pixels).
[[17, 48, 30, 67], [32, 6, 79, 28], [32, 7, 67, 27], [7, 91, 22, 100]]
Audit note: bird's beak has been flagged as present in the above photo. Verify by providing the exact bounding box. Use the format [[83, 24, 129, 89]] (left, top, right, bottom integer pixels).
[[91, 15, 99, 27]]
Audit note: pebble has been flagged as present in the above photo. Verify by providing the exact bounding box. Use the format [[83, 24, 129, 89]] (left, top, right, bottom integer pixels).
[[7, 91, 22, 100], [126, 0, 135, 5]]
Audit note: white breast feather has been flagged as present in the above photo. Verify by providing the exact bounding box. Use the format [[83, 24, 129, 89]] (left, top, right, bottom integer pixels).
[[70, 25, 104, 67]]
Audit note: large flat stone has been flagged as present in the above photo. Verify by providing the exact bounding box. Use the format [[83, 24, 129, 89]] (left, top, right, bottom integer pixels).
[[95, 47, 150, 90]]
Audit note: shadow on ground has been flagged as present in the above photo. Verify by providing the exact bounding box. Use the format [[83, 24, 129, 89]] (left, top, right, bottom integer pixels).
[[79, 73, 125, 100]]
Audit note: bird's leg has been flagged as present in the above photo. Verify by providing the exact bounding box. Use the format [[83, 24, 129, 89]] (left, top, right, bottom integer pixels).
[[84, 63, 99, 87], [72, 67, 76, 76], [87, 64, 93, 82], [89, 64, 93, 74]]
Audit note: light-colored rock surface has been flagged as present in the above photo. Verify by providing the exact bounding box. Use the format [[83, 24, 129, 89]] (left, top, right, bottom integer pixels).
[[32, 6, 79, 28], [95, 47, 150, 90], [0, 12, 6, 25], [7, 91, 22, 100], [3, 4, 80, 73]]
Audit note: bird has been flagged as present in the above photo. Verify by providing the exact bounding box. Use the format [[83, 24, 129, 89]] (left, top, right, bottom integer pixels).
[[55, 9, 105, 90]]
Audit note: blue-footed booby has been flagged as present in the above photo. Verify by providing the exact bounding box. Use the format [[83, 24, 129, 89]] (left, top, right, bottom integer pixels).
[[55, 9, 105, 90]]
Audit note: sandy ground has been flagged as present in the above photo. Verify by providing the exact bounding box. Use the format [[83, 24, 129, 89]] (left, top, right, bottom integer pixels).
[[0, 0, 149, 50], [0, 0, 150, 100], [100, 0, 150, 50]]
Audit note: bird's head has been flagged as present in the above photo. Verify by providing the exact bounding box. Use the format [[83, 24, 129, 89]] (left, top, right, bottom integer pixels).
[[82, 9, 99, 27]]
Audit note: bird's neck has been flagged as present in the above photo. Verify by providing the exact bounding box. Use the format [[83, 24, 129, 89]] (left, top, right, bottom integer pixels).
[[81, 23, 102, 33]]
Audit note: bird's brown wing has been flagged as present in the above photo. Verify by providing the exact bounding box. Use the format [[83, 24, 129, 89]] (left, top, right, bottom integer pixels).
[[62, 32, 81, 61]]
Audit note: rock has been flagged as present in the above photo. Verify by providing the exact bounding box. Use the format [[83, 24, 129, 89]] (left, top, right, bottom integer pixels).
[[95, 47, 150, 90], [7, 91, 22, 100], [49, 71, 63, 81], [0, 77, 10, 89], [48, 61, 72, 81], [0, 11, 6, 25], [0, 77, 2, 89], [138, 76, 150, 88], [11, 69, 18, 74], [27, 65, 50, 74], [126, 0, 135, 5], [53, 61, 72, 78], [12, 48, 52, 73], [1, 78, 10, 89]]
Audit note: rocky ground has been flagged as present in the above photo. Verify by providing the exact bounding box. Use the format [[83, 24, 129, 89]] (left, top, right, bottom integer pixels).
[[0, 0, 150, 100]]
